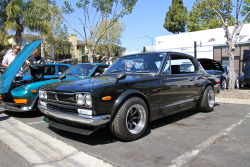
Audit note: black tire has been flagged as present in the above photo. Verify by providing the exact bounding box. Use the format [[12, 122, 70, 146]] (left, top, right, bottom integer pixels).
[[198, 86, 215, 112], [221, 78, 227, 90], [110, 97, 148, 141]]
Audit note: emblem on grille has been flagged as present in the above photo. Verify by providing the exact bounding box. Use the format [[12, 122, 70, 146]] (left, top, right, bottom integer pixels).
[[55, 94, 59, 101]]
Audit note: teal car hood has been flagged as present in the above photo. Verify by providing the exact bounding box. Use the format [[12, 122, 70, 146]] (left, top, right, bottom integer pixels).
[[0, 40, 42, 94]]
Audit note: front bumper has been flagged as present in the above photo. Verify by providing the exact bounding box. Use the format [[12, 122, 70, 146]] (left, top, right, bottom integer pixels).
[[38, 101, 111, 127], [0, 98, 36, 112]]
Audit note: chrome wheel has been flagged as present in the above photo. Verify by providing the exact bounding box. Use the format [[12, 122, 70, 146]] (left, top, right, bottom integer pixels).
[[208, 89, 215, 108], [235, 79, 240, 89], [126, 104, 147, 134], [221, 79, 227, 90]]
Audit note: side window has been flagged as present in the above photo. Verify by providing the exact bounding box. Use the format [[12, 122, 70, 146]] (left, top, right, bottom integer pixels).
[[44, 66, 55, 75], [58, 65, 69, 74], [93, 66, 109, 76], [170, 55, 195, 74]]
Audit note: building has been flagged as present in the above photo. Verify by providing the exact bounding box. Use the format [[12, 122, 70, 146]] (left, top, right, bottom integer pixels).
[[156, 24, 250, 75], [7, 33, 125, 64]]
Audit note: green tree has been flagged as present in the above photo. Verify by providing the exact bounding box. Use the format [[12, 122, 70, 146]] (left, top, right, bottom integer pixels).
[[207, 0, 250, 90], [63, 0, 137, 62], [0, 0, 11, 51], [187, 0, 235, 32], [241, 0, 250, 22], [3, 0, 58, 45], [41, 5, 69, 60], [163, 0, 187, 34], [94, 20, 125, 58]]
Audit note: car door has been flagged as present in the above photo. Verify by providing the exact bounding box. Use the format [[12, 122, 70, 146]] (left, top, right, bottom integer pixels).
[[160, 53, 199, 115]]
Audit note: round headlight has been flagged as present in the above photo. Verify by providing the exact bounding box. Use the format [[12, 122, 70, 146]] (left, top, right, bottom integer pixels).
[[39, 90, 44, 99], [76, 93, 85, 105], [85, 94, 92, 107], [39, 90, 47, 99], [44, 90, 47, 99]]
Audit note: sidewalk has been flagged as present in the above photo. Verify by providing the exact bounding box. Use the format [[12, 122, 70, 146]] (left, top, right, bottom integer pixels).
[[216, 98, 250, 105], [0, 114, 114, 167]]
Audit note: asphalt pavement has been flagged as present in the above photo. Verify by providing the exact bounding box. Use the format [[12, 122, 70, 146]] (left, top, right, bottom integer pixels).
[[0, 98, 250, 167]]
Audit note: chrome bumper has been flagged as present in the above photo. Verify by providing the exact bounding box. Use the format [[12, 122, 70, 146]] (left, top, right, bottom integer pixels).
[[0, 99, 36, 112], [38, 101, 111, 126]]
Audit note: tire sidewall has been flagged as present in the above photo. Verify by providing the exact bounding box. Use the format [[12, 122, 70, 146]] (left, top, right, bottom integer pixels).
[[112, 97, 148, 141], [199, 86, 215, 112]]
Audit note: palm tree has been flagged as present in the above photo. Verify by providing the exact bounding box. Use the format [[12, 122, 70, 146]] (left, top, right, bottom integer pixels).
[[4, 0, 56, 44]]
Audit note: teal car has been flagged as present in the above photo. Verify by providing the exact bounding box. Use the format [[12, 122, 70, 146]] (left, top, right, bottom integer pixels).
[[0, 40, 109, 112]]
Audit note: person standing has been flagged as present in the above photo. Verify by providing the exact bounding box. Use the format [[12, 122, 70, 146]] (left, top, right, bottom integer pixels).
[[1, 45, 23, 81], [27, 49, 45, 82]]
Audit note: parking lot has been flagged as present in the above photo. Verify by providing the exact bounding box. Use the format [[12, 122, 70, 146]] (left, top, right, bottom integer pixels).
[[1, 101, 250, 167]]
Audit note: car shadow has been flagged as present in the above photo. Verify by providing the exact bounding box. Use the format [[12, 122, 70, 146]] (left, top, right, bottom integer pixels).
[[3, 110, 43, 118], [47, 108, 202, 145]]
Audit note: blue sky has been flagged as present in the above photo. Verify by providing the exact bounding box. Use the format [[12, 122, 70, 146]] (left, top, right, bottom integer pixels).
[[58, 0, 196, 54]]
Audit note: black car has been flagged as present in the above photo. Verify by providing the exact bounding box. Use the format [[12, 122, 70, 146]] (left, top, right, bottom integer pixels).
[[38, 52, 220, 141], [198, 58, 239, 90]]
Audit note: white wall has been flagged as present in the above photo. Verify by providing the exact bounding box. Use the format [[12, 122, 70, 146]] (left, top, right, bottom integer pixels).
[[156, 24, 250, 59]]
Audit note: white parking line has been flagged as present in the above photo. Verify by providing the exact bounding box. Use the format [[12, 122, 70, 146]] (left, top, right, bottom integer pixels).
[[27, 121, 45, 125], [168, 112, 250, 167]]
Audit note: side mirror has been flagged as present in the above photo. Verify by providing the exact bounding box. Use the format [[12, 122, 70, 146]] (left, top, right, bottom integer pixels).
[[115, 72, 126, 84], [59, 74, 66, 80]]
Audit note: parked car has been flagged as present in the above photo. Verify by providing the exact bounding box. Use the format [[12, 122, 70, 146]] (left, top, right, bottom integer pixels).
[[198, 58, 239, 90], [239, 74, 250, 88], [38, 51, 220, 141], [22, 63, 71, 80], [0, 40, 109, 112], [239, 58, 250, 88]]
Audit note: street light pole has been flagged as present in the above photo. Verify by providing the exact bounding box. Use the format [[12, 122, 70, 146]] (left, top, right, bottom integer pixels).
[[141, 36, 153, 46]]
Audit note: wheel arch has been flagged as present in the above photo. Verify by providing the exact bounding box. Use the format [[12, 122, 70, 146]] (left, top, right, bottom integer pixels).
[[110, 90, 150, 121]]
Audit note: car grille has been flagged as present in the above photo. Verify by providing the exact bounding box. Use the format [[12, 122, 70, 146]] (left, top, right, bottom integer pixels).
[[1, 93, 14, 102], [47, 91, 76, 103], [47, 103, 79, 114]]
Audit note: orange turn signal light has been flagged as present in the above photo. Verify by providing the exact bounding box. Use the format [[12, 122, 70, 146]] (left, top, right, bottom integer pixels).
[[0, 95, 2, 100], [31, 90, 37, 93], [102, 96, 112, 101], [14, 99, 28, 104]]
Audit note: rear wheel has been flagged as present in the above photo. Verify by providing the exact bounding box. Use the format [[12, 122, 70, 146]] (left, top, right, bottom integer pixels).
[[221, 78, 227, 90], [198, 86, 215, 112], [110, 97, 148, 141], [235, 78, 240, 89]]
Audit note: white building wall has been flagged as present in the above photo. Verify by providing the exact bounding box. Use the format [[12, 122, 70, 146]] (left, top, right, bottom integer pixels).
[[156, 24, 250, 59]]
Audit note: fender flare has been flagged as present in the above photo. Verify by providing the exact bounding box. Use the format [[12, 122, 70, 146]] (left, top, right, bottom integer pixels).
[[110, 89, 148, 116]]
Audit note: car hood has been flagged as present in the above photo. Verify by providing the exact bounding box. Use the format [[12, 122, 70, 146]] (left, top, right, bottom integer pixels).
[[41, 73, 156, 92], [0, 40, 42, 94]]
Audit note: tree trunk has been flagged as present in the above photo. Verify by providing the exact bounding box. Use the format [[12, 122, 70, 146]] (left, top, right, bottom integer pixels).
[[228, 46, 236, 90]]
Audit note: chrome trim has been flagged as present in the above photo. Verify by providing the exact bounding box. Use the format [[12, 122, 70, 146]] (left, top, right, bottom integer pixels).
[[38, 102, 111, 126], [0, 99, 36, 112]]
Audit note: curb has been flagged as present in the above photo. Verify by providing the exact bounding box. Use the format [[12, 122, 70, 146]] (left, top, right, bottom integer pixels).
[[0, 115, 114, 167], [216, 98, 250, 105]]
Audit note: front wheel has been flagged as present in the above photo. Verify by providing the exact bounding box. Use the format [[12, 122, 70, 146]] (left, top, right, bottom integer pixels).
[[198, 86, 215, 112], [110, 97, 148, 141]]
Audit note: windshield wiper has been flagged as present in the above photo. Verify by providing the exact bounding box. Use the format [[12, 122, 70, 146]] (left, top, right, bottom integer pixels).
[[110, 70, 122, 73], [135, 70, 150, 73]]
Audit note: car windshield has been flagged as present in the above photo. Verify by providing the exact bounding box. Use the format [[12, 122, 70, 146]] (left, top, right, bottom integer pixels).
[[105, 53, 166, 74], [65, 64, 95, 77]]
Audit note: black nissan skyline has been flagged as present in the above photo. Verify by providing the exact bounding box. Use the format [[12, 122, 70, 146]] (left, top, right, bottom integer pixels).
[[38, 52, 220, 141]]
